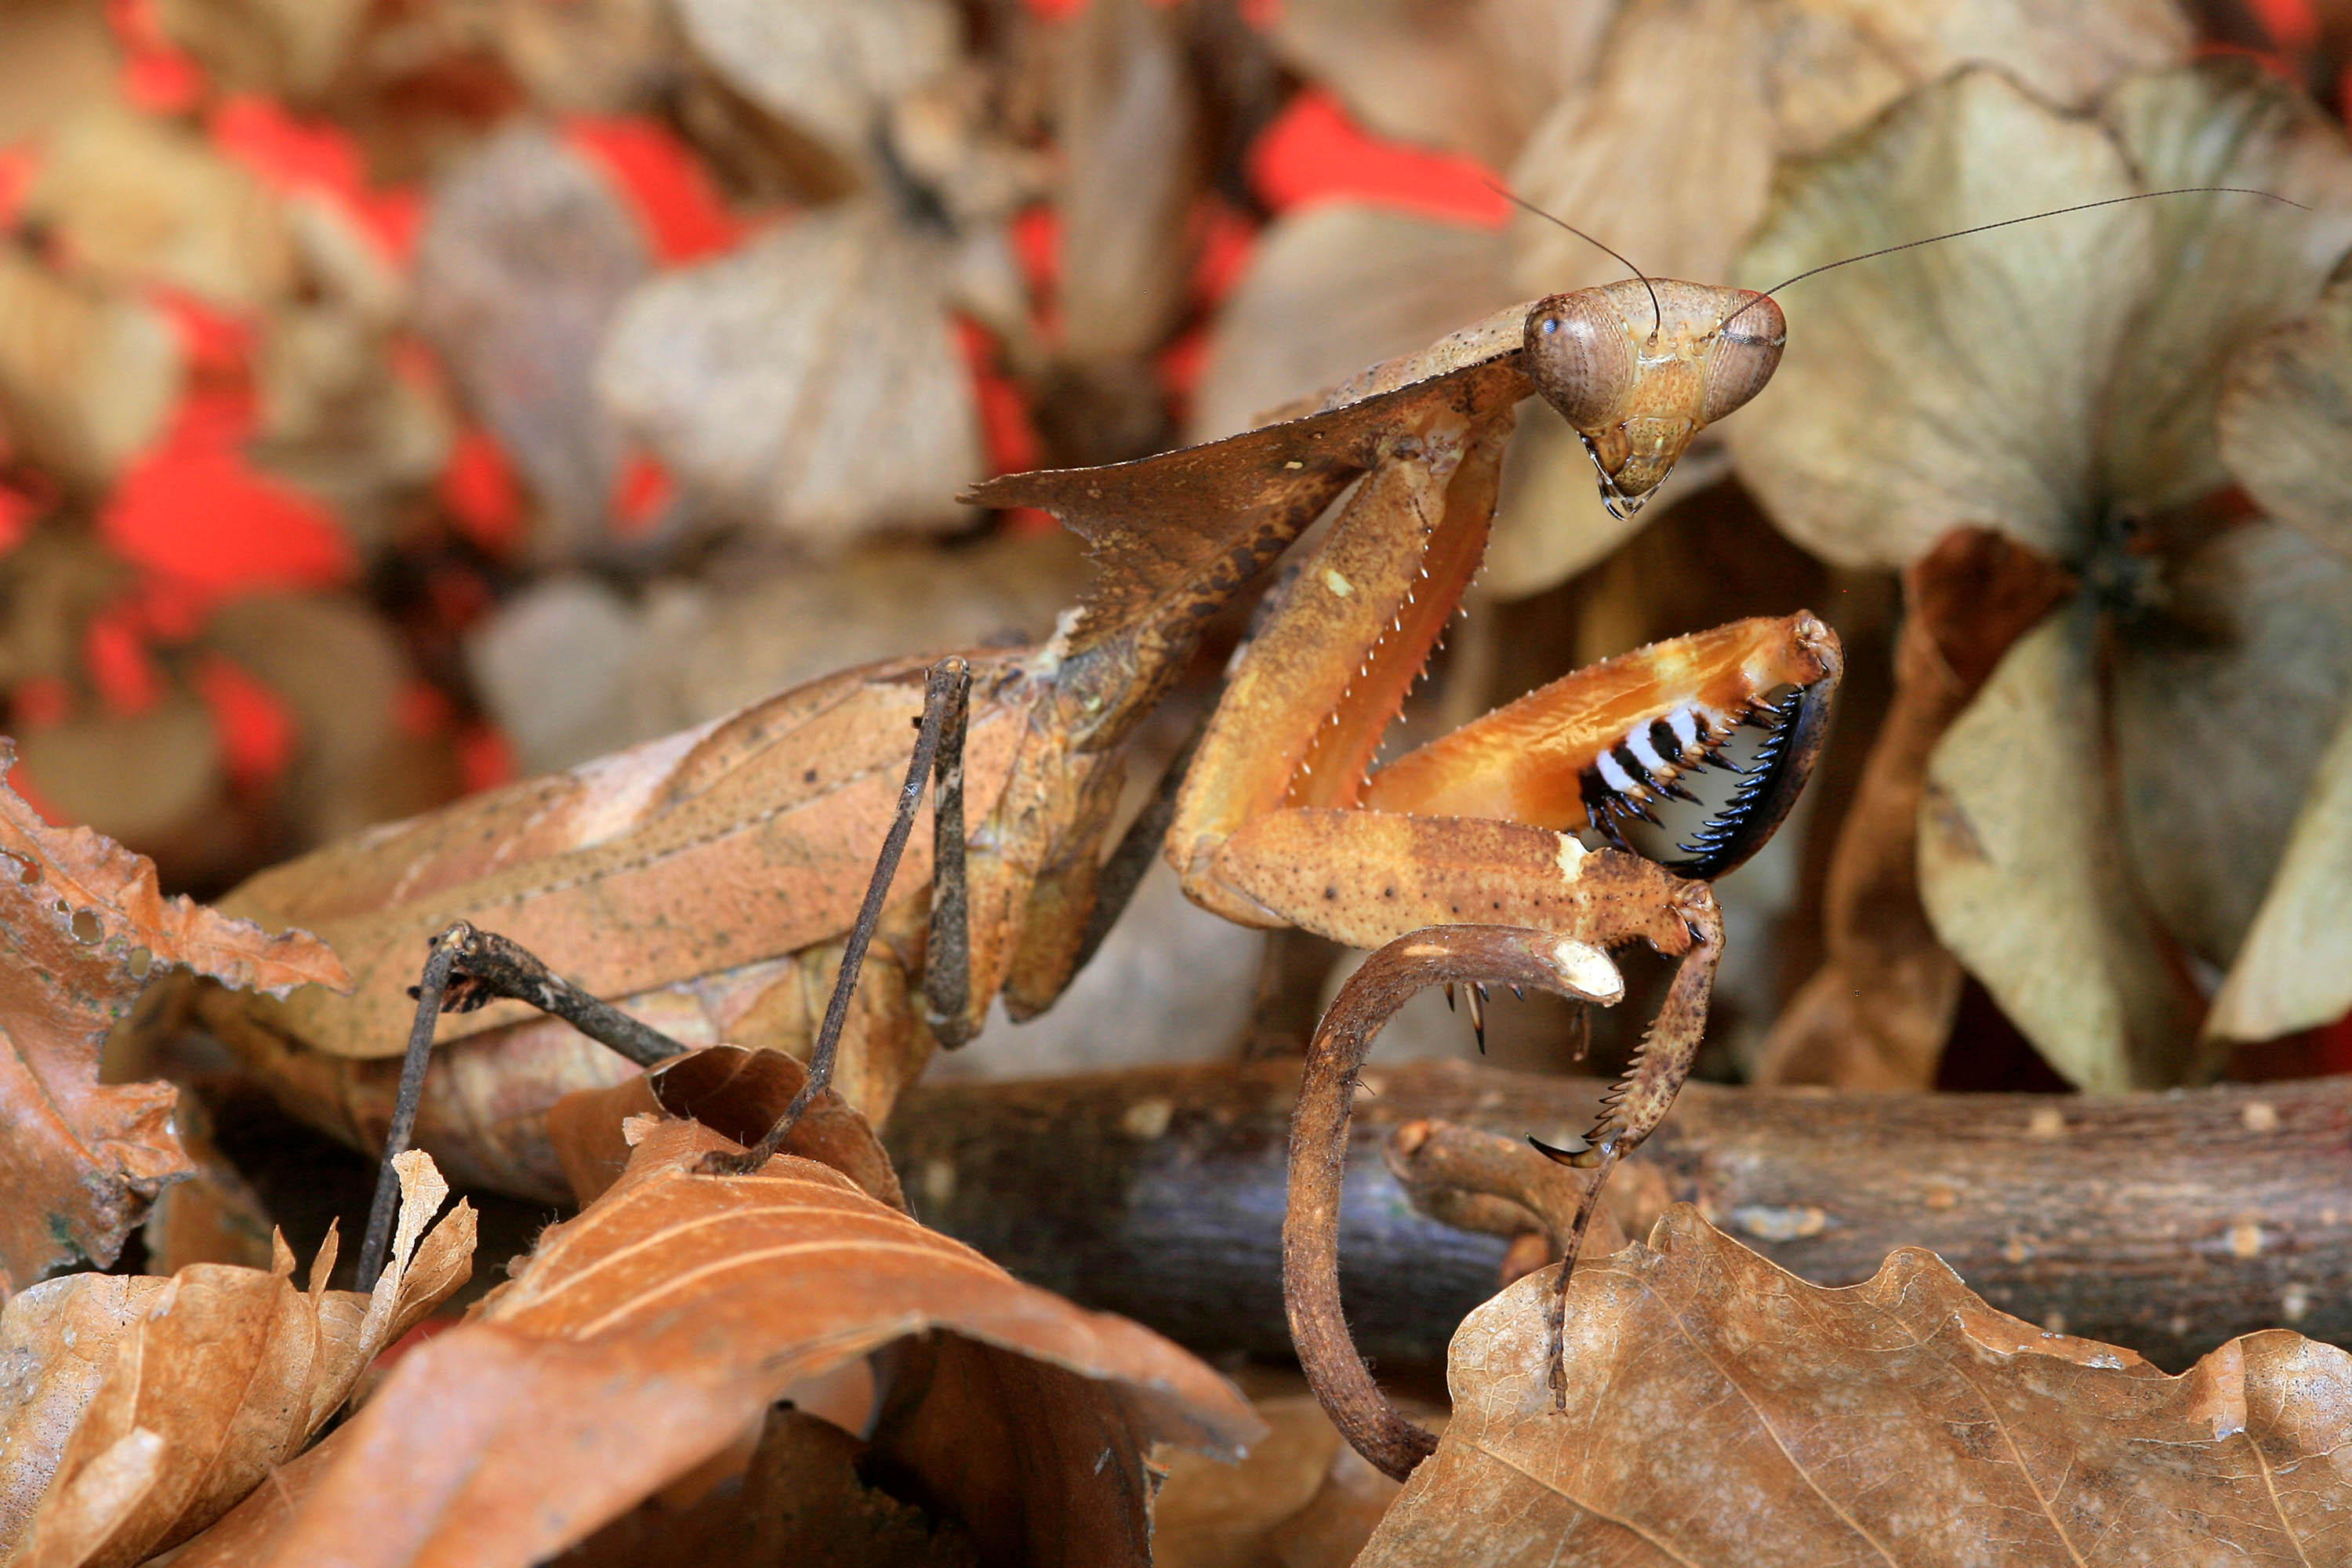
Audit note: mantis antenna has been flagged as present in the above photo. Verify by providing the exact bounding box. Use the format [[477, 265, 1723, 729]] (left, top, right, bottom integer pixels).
[[1715, 187, 2311, 336], [1487, 181, 1664, 337]]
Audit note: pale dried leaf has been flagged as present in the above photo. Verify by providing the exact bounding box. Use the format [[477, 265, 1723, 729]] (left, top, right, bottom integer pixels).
[[154, 0, 371, 100], [1190, 205, 1515, 441], [201, 593, 423, 848], [488, 0, 679, 114], [13, 693, 222, 849], [414, 125, 648, 561], [1360, 1206, 2350, 1564], [0, 1278, 168, 1552], [674, 0, 958, 160], [1058, 0, 1204, 365], [1763, 0, 2190, 156], [1269, 0, 1613, 170], [2220, 257, 2352, 560], [0, 249, 182, 490], [0, 740, 347, 1289], [27, 106, 297, 310], [1918, 610, 2195, 1089], [2099, 64, 2352, 512], [2208, 700, 2352, 1042], [196, 1120, 1258, 1568], [597, 200, 981, 546], [2111, 520, 2352, 971], [1726, 68, 2146, 567], [1, 1159, 470, 1567], [1507, 0, 1777, 303]]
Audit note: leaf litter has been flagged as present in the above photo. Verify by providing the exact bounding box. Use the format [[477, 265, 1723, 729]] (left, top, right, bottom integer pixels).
[[1360, 1205, 2350, 1566], [171, 1115, 1259, 1567]]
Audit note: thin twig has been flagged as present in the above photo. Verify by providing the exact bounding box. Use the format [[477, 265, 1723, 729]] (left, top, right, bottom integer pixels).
[[357, 927, 462, 1291], [707, 657, 971, 1176]]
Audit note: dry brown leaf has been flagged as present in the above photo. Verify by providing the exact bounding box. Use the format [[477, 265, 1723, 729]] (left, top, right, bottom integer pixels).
[[1190, 205, 1519, 443], [0, 1151, 473, 1568], [1758, 528, 2073, 1087], [13, 694, 223, 851], [485, 0, 681, 115], [555, 1403, 983, 1568], [673, 0, 959, 165], [1155, 1391, 1426, 1568], [202, 593, 447, 848], [1269, 0, 1612, 172], [251, 306, 456, 547], [177, 1119, 1258, 1567], [26, 105, 299, 311], [0, 248, 183, 492], [0, 740, 348, 1290], [2220, 256, 2352, 561], [1359, 1204, 2350, 1564], [468, 532, 1085, 774], [545, 1041, 906, 1210], [153, 0, 370, 100], [595, 199, 982, 546], [2209, 702, 2352, 1042], [1057, 0, 1205, 369], [414, 124, 650, 562]]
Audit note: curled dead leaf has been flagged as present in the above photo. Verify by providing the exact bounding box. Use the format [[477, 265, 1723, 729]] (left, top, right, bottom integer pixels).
[[0, 1151, 472, 1568], [546, 1041, 906, 1210], [1359, 1204, 2351, 1564], [0, 741, 347, 1290], [179, 1119, 1258, 1567]]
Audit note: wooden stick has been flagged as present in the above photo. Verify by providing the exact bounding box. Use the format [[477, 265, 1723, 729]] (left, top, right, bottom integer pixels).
[[887, 1058, 2352, 1371]]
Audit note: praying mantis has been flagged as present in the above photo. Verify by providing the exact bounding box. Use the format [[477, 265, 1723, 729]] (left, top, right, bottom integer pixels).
[[197, 180, 2286, 1478]]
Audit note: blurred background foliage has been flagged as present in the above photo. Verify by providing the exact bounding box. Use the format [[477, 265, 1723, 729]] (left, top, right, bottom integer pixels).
[[0, 0, 2347, 1101]]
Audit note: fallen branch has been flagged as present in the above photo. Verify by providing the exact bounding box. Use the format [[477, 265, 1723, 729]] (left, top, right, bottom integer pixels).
[[887, 1058, 2352, 1370]]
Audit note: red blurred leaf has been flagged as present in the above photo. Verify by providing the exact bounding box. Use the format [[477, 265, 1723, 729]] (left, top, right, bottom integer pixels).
[[954, 318, 1042, 476], [101, 443, 351, 597], [454, 722, 514, 793], [105, 0, 204, 112], [81, 607, 162, 717], [1247, 88, 1509, 226], [435, 427, 524, 554], [563, 117, 740, 266], [0, 148, 39, 230], [207, 96, 422, 265], [608, 448, 671, 535], [192, 655, 299, 789]]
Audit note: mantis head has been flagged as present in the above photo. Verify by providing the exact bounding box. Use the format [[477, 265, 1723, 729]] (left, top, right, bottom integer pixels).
[[1523, 278, 1785, 521]]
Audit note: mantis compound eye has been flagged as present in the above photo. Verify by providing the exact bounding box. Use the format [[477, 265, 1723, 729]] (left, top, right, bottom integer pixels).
[[1698, 292, 1786, 426], [1524, 290, 1637, 431]]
